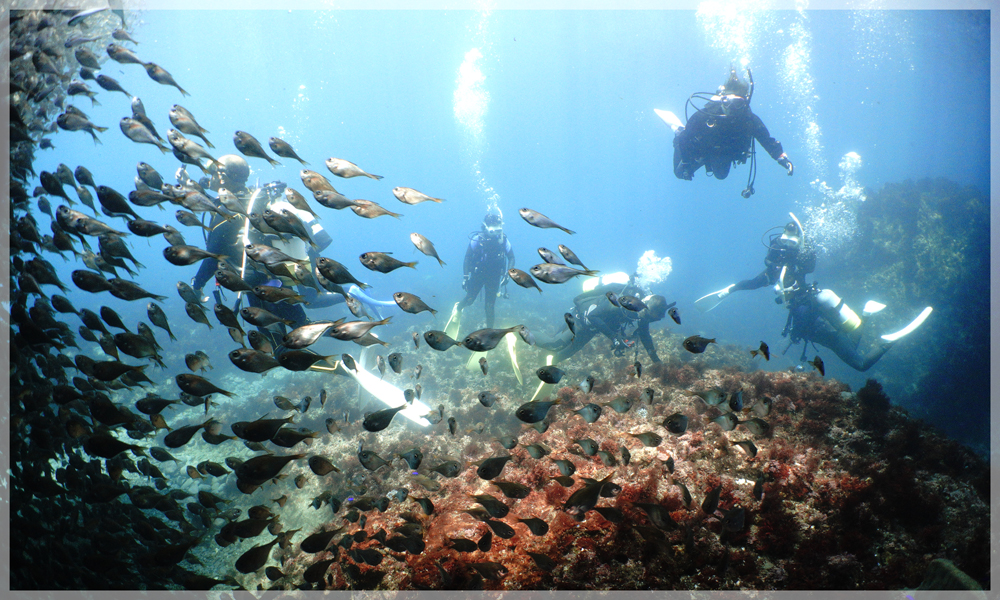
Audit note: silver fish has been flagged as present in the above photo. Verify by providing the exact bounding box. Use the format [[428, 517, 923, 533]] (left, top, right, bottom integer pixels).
[[519, 208, 575, 234]]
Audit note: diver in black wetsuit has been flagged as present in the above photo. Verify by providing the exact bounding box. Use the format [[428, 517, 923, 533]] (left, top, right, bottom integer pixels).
[[539, 276, 671, 364], [731, 219, 816, 298], [782, 284, 894, 372], [451, 212, 515, 329], [668, 67, 793, 197], [697, 216, 929, 372], [187, 155, 339, 341]]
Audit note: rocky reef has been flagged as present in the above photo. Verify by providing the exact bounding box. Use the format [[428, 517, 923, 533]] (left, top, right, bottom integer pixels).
[[188, 328, 988, 591]]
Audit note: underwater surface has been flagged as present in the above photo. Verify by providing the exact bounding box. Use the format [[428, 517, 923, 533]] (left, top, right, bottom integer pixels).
[[7, 5, 991, 593]]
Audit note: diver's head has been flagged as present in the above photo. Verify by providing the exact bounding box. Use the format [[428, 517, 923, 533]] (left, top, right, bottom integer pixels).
[[764, 221, 804, 267], [778, 221, 803, 250], [640, 294, 668, 322], [483, 212, 503, 239], [719, 66, 750, 98], [208, 155, 250, 192]]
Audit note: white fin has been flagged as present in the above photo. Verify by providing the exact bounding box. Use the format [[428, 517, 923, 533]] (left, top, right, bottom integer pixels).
[[881, 307, 932, 342], [694, 284, 735, 313], [654, 108, 684, 132], [862, 300, 886, 316], [347, 346, 432, 427]]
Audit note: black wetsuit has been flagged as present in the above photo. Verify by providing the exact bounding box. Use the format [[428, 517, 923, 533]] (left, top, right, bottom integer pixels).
[[673, 99, 785, 180], [540, 282, 662, 364], [784, 286, 891, 372], [456, 231, 515, 329]]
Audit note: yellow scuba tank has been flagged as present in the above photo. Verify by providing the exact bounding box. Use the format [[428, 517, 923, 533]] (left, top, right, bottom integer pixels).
[[815, 289, 862, 331]]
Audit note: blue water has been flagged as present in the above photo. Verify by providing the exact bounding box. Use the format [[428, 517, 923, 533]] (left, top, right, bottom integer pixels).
[[35, 9, 989, 447]]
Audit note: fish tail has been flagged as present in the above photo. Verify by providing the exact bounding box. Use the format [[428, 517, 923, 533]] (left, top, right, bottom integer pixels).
[[298, 158, 310, 166], [203, 138, 215, 149], [583, 269, 600, 277], [750, 350, 758, 358], [179, 86, 190, 97], [94, 125, 108, 133], [560, 226, 576, 235], [436, 257, 447, 267], [268, 158, 282, 168], [367, 173, 383, 180], [156, 142, 169, 154], [406, 261, 418, 269]]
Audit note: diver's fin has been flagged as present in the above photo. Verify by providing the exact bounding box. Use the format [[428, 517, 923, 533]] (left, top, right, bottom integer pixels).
[[321, 345, 433, 427], [530, 354, 556, 402], [505, 332, 523, 385], [654, 109, 684, 133], [444, 302, 461, 339], [862, 300, 886, 316], [881, 306, 932, 342], [694, 284, 735, 313]]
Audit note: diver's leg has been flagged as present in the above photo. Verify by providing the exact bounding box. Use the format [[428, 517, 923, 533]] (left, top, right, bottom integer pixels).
[[712, 160, 731, 180], [806, 324, 870, 372], [552, 327, 597, 363], [456, 276, 483, 311], [856, 341, 894, 372], [484, 276, 500, 328], [301, 286, 346, 309], [536, 326, 576, 352]]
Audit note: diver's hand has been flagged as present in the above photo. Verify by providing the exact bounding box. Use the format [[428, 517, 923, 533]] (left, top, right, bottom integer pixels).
[[461, 275, 470, 291], [778, 154, 793, 176]]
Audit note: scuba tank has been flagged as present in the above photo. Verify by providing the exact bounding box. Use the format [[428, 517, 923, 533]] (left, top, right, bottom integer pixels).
[[815, 289, 862, 332]]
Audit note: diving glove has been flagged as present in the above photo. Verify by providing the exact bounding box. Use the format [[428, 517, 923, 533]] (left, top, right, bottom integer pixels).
[[778, 154, 794, 176]]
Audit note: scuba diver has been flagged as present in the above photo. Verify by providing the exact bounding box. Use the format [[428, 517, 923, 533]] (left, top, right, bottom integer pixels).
[[656, 66, 793, 198], [187, 155, 361, 346], [443, 209, 520, 383], [695, 213, 932, 372], [695, 214, 815, 311], [538, 272, 671, 364], [445, 210, 516, 333]]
